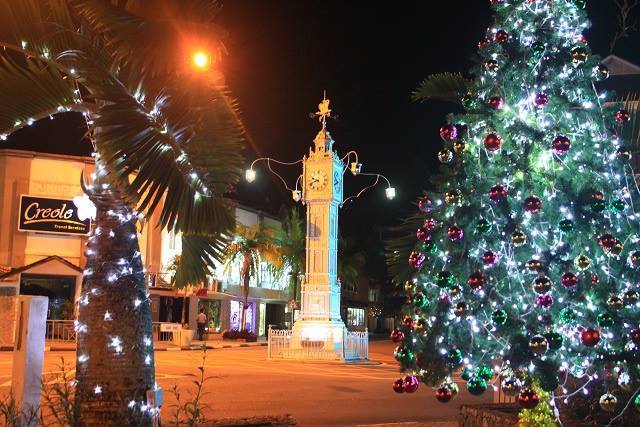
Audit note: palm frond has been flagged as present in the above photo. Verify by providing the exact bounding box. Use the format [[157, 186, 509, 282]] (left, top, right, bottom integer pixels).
[[172, 234, 226, 288], [384, 212, 425, 285], [411, 72, 469, 104]]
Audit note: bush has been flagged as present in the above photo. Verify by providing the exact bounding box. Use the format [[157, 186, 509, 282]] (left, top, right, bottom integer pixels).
[[222, 329, 257, 342]]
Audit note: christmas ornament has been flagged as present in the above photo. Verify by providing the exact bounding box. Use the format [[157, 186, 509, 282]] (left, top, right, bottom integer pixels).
[[518, 388, 540, 409], [487, 96, 504, 110], [501, 377, 520, 396], [394, 346, 414, 363], [545, 331, 563, 351], [412, 292, 428, 309], [478, 37, 492, 49], [607, 296, 624, 311], [476, 218, 491, 233], [635, 394, 640, 412], [531, 41, 545, 55], [561, 272, 578, 289], [630, 251, 640, 268], [447, 348, 463, 366], [416, 227, 429, 242], [444, 190, 460, 205], [408, 251, 425, 269], [559, 219, 574, 232], [460, 367, 473, 381], [592, 274, 600, 285], [536, 293, 553, 309], [533, 276, 552, 294], [424, 217, 437, 232], [571, 46, 588, 65], [574, 0, 586, 9], [599, 393, 617, 413], [390, 329, 404, 343], [611, 198, 626, 214], [404, 281, 415, 293], [438, 149, 454, 164], [492, 309, 508, 325], [615, 109, 631, 123], [616, 146, 632, 161], [392, 378, 404, 393], [597, 312, 614, 328], [415, 318, 429, 335], [526, 259, 543, 272], [551, 135, 571, 155], [534, 93, 548, 108], [599, 233, 617, 250], [403, 375, 419, 393], [630, 329, 640, 343], [489, 184, 507, 202], [418, 198, 433, 213], [419, 240, 436, 254], [483, 250, 498, 267], [495, 29, 509, 43], [484, 59, 499, 72], [402, 316, 414, 328], [560, 307, 577, 324], [484, 132, 502, 151], [462, 94, 478, 110], [467, 377, 487, 396], [624, 289, 639, 306], [581, 328, 601, 347], [435, 386, 453, 403], [453, 140, 466, 153], [468, 271, 486, 291], [439, 124, 458, 141], [575, 254, 591, 270], [447, 225, 464, 242], [475, 366, 494, 381], [511, 230, 526, 247], [524, 195, 542, 214], [449, 284, 462, 298], [436, 271, 455, 288], [454, 301, 468, 317], [529, 335, 549, 355]]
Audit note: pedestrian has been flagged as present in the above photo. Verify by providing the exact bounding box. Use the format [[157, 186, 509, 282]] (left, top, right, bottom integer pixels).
[[196, 309, 207, 341]]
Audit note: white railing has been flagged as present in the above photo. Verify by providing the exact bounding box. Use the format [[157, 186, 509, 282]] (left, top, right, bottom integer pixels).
[[267, 326, 368, 361], [45, 320, 76, 342], [152, 322, 178, 342]]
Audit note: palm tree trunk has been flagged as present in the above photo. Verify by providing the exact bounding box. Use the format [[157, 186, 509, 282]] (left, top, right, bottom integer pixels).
[[181, 293, 187, 325], [74, 186, 155, 426], [241, 271, 250, 331]]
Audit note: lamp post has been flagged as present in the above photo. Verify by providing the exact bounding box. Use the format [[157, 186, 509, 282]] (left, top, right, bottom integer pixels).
[[246, 96, 393, 360]]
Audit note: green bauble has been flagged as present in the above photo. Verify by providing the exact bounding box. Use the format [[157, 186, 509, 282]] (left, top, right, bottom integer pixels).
[[560, 307, 577, 324], [475, 366, 494, 381], [591, 199, 606, 213], [447, 348, 463, 366], [611, 198, 626, 214], [394, 346, 414, 363], [467, 377, 488, 396], [419, 239, 437, 254], [574, 0, 586, 8], [559, 219, 574, 232], [597, 312, 614, 328], [492, 309, 508, 326], [476, 218, 491, 234], [635, 393, 640, 412], [461, 367, 473, 382], [544, 331, 563, 351], [531, 41, 545, 55], [412, 292, 429, 309], [462, 93, 478, 110], [436, 271, 455, 288]]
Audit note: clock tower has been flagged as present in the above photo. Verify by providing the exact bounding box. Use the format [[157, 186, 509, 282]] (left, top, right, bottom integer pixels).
[[291, 98, 347, 350]]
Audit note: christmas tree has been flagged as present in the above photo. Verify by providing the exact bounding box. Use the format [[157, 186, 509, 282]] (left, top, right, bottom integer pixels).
[[392, 0, 640, 422]]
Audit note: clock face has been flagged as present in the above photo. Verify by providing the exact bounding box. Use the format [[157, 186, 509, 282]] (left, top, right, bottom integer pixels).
[[308, 169, 328, 191]]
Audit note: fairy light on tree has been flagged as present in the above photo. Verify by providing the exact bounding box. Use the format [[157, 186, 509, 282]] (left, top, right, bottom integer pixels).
[[392, 0, 640, 424]]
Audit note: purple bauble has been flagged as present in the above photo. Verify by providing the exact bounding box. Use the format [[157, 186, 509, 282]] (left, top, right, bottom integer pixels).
[[439, 124, 458, 141], [419, 198, 433, 213], [416, 227, 430, 242], [403, 375, 419, 393], [424, 218, 438, 232], [534, 93, 548, 108], [536, 293, 553, 309]]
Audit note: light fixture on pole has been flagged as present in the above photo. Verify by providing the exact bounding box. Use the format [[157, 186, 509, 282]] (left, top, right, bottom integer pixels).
[[245, 168, 256, 183]]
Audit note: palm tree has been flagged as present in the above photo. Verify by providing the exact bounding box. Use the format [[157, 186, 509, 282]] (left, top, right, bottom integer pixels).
[[272, 208, 306, 305], [0, 1, 243, 424], [222, 224, 282, 331], [337, 236, 366, 293]]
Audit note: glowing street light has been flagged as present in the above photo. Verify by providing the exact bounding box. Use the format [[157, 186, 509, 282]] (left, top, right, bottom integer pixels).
[[192, 51, 211, 70], [245, 168, 256, 183], [385, 187, 396, 200]]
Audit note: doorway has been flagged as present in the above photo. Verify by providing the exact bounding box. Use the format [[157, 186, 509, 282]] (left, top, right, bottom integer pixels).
[[20, 274, 76, 320]]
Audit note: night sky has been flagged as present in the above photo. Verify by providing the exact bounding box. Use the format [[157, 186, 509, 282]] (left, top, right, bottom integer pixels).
[[6, 0, 640, 242]]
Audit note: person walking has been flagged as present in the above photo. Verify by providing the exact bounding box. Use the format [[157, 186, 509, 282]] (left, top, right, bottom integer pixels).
[[196, 309, 207, 341]]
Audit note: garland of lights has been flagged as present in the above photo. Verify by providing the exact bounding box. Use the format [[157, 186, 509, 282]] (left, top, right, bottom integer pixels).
[[393, 0, 640, 423]]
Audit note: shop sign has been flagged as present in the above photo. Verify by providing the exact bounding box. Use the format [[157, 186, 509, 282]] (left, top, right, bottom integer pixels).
[[18, 195, 91, 236], [160, 323, 181, 332]]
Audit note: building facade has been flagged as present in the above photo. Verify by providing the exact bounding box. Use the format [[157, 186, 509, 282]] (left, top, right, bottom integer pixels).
[[0, 149, 290, 337]]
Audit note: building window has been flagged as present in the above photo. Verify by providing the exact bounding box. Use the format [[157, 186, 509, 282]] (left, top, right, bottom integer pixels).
[[230, 300, 255, 332], [346, 307, 365, 327], [198, 299, 222, 333]]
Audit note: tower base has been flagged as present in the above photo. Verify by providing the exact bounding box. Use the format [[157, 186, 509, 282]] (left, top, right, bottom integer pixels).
[[290, 318, 347, 360]]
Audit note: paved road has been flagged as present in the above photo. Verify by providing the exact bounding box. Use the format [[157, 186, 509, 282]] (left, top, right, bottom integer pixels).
[[0, 340, 491, 426]]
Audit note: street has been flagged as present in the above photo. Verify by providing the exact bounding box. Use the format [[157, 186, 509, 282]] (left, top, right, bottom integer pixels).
[[0, 340, 491, 426]]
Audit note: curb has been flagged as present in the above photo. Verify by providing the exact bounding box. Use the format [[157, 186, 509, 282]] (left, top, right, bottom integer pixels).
[[1, 342, 269, 352]]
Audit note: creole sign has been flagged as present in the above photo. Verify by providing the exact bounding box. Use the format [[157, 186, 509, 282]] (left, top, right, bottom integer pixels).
[[18, 195, 91, 235]]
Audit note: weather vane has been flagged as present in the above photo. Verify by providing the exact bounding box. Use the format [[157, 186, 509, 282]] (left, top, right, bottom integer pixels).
[[310, 91, 334, 128]]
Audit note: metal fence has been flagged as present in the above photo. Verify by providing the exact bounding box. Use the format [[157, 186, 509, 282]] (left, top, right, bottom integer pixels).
[[152, 322, 177, 342], [45, 320, 76, 342], [267, 326, 368, 361]]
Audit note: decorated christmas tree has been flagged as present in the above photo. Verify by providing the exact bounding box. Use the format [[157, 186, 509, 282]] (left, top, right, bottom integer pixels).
[[392, 0, 640, 423]]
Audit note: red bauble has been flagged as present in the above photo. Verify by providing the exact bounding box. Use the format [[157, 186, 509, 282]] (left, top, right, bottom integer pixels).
[[581, 328, 601, 347], [390, 329, 405, 343], [440, 124, 458, 141], [630, 329, 640, 343], [489, 184, 508, 202], [393, 378, 405, 393], [598, 234, 617, 250], [478, 37, 492, 49], [403, 375, 419, 393], [424, 218, 438, 232], [534, 93, 548, 108], [616, 109, 631, 123], [484, 132, 502, 151], [436, 386, 453, 403], [483, 250, 498, 266], [448, 225, 464, 242], [402, 316, 414, 329], [524, 195, 542, 214], [408, 251, 425, 269], [416, 227, 430, 242], [592, 274, 600, 286], [561, 272, 578, 289], [495, 30, 509, 43], [536, 293, 553, 309], [518, 388, 540, 409], [468, 271, 486, 291], [552, 135, 571, 155], [487, 96, 504, 110]]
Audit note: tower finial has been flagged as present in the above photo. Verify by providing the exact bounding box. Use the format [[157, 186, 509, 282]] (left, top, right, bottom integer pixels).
[[314, 91, 332, 130]]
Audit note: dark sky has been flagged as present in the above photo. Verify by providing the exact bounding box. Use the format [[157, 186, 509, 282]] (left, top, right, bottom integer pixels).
[[6, 0, 640, 240]]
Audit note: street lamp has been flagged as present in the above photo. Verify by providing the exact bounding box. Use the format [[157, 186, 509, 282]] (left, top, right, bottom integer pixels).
[[245, 168, 256, 183], [192, 51, 211, 70]]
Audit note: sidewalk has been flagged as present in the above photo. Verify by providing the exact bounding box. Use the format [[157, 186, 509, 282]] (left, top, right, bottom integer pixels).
[[1, 338, 268, 352]]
